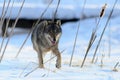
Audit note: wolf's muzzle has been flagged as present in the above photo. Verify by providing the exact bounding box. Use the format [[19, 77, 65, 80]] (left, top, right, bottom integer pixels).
[[48, 37, 56, 45]]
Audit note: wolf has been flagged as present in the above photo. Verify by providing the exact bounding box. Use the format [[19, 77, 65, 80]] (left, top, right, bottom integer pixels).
[[31, 20, 62, 69]]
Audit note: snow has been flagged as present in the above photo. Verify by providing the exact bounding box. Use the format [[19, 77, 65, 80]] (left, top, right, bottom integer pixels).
[[0, 0, 120, 80]]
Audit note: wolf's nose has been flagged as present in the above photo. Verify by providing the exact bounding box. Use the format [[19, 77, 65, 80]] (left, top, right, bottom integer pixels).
[[53, 38, 56, 42]]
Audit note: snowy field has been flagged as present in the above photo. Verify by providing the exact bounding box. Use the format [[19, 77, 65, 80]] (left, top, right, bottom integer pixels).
[[0, 0, 120, 80]]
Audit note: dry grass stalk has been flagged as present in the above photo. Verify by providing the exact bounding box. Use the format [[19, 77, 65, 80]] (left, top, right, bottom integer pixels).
[[24, 66, 38, 77], [113, 62, 119, 72], [0, 0, 14, 55], [81, 3, 107, 68], [69, 0, 87, 67], [22, 49, 65, 77], [69, 24, 80, 66], [0, 0, 11, 36], [81, 30, 97, 67], [52, 0, 60, 22], [0, 0, 11, 53], [94, 56, 98, 64], [2, 0, 11, 20], [91, 0, 118, 63], [19, 62, 32, 77], [15, 24, 34, 58], [24, 66, 64, 77], [44, 49, 65, 64], [15, 0, 53, 58], [108, 24, 111, 58], [100, 54, 105, 67], [33, 0, 53, 27], [0, 0, 6, 21], [0, 0, 25, 62], [0, 0, 6, 54]]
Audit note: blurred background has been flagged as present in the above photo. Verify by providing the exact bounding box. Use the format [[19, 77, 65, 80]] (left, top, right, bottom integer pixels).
[[0, 0, 120, 79]]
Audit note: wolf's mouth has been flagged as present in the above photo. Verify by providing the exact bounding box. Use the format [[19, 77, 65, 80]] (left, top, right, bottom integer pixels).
[[48, 37, 56, 45]]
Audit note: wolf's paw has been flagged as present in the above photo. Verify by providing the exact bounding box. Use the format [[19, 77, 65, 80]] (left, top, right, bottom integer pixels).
[[56, 63, 61, 69], [39, 65, 44, 68]]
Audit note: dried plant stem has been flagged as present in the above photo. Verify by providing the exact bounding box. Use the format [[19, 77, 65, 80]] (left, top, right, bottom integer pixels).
[[91, 0, 118, 63], [0, 0, 14, 55], [24, 67, 62, 77], [24, 66, 38, 77], [19, 62, 32, 77], [24, 66, 64, 77], [52, 0, 60, 22], [81, 3, 107, 67], [15, 24, 34, 58], [15, 0, 53, 58], [2, 0, 11, 20], [90, 3, 107, 63], [0, 0, 6, 21], [113, 62, 119, 71], [94, 56, 98, 64], [81, 30, 97, 67], [0, 0, 11, 32], [108, 24, 111, 58], [100, 53, 105, 67], [0, 0, 25, 62], [81, 18, 101, 67], [69, 23, 80, 67], [69, 0, 87, 67], [33, 0, 53, 27], [0, 0, 6, 54], [20, 49, 65, 77], [44, 49, 65, 64]]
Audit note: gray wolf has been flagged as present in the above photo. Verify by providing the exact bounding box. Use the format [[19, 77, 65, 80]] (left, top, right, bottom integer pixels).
[[31, 20, 62, 69]]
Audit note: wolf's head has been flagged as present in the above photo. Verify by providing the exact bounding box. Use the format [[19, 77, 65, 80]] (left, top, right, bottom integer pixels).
[[43, 20, 62, 46]]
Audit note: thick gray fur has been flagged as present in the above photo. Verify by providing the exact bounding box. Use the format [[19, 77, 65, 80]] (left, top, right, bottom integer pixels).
[[31, 20, 62, 68]]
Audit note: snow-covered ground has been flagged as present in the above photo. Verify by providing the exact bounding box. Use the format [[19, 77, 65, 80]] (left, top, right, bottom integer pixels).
[[0, 0, 120, 80]]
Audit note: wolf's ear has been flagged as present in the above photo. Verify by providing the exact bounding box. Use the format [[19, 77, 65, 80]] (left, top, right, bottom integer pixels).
[[42, 21, 48, 31], [56, 20, 61, 26], [43, 20, 48, 26]]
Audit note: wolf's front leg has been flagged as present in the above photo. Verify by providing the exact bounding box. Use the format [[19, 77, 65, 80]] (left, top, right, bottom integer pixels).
[[52, 48, 61, 69], [38, 50, 44, 68]]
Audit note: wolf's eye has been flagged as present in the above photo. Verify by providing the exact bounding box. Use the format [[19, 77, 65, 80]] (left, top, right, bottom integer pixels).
[[50, 30, 53, 34], [54, 30, 57, 33]]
